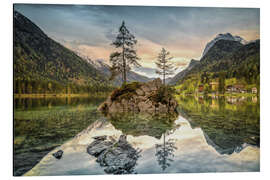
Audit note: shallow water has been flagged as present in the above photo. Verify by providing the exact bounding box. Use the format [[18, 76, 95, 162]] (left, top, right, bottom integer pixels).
[[176, 95, 260, 153], [14, 95, 260, 176], [25, 115, 259, 175], [13, 96, 106, 176]]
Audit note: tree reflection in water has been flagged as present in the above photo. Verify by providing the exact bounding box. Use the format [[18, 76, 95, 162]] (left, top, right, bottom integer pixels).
[[176, 95, 260, 152], [155, 132, 177, 171], [106, 112, 178, 139], [104, 112, 178, 172]]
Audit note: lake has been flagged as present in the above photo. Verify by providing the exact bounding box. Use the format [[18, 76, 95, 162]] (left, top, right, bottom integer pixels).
[[13, 96, 106, 176], [14, 94, 260, 176]]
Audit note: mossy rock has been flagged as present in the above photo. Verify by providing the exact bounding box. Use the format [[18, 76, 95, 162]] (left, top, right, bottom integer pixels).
[[110, 82, 142, 101], [99, 79, 178, 114]]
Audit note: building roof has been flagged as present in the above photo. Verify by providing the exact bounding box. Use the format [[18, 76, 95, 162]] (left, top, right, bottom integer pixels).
[[210, 82, 219, 85]]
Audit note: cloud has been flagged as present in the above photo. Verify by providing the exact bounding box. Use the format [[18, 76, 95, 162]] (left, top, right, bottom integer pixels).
[[58, 39, 112, 63], [174, 61, 189, 67], [14, 4, 259, 70], [132, 66, 159, 78]]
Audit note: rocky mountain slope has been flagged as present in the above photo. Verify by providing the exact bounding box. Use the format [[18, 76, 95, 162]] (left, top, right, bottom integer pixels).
[[77, 54, 151, 86], [202, 33, 247, 57], [170, 34, 259, 85], [169, 59, 199, 85], [14, 10, 110, 92], [185, 40, 259, 81]]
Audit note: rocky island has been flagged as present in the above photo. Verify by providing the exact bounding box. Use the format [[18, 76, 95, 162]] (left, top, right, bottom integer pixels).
[[98, 78, 178, 114]]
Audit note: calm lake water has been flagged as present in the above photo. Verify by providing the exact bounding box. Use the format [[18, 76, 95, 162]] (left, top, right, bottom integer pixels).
[[14, 95, 260, 176], [14, 96, 106, 176]]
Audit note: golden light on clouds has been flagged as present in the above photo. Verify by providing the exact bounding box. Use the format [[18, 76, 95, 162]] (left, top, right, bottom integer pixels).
[[137, 38, 162, 60], [15, 4, 259, 71], [63, 41, 112, 63], [60, 28, 259, 71], [77, 45, 111, 61], [61, 28, 259, 70], [135, 37, 202, 68], [235, 29, 260, 41]]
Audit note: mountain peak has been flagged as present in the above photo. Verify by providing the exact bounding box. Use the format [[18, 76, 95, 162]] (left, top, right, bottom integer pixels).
[[189, 59, 199, 66], [14, 10, 48, 39], [202, 33, 247, 57], [216, 33, 234, 39]]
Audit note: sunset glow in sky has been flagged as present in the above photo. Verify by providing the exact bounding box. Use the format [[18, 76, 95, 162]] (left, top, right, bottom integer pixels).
[[14, 4, 260, 76]]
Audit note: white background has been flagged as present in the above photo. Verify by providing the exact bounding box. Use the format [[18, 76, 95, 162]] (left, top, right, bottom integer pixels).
[[1, 0, 269, 179]]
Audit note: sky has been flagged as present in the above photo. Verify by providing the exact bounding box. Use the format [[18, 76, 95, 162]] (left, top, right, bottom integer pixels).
[[14, 4, 260, 78]]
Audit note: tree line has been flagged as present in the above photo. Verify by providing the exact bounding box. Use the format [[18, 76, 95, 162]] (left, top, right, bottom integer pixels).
[[14, 79, 115, 94], [15, 21, 176, 95]]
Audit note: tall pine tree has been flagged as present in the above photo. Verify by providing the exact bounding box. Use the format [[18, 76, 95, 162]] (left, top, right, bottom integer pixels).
[[110, 21, 140, 84], [155, 48, 174, 84]]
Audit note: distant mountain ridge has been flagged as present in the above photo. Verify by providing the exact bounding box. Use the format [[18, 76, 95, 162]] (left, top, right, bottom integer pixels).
[[132, 66, 158, 78], [202, 33, 247, 57], [76, 53, 151, 86], [169, 33, 259, 85], [169, 59, 199, 85]]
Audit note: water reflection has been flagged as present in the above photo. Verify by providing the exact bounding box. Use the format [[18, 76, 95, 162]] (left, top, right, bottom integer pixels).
[[14, 96, 105, 110], [16, 95, 260, 176], [176, 95, 260, 154], [14, 96, 106, 176], [103, 112, 179, 172], [25, 114, 259, 176], [105, 112, 178, 139], [155, 133, 177, 171]]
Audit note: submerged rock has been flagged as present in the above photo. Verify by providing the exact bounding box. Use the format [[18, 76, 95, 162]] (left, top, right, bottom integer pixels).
[[93, 135, 107, 141], [98, 78, 178, 114], [87, 140, 113, 157], [87, 135, 141, 174], [52, 150, 63, 159]]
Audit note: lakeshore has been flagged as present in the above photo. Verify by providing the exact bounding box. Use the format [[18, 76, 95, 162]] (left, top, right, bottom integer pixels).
[[14, 93, 110, 99]]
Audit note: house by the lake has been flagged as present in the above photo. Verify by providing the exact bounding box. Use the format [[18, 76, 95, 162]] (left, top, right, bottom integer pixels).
[[226, 84, 245, 93], [198, 85, 204, 92], [252, 87, 257, 94], [209, 82, 219, 92]]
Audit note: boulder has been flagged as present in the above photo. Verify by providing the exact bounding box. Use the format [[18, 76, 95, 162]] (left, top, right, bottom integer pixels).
[[138, 101, 152, 111], [147, 78, 162, 91], [140, 85, 151, 93], [158, 102, 168, 112], [93, 135, 107, 141], [87, 135, 140, 174], [52, 150, 63, 159], [87, 140, 113, 157], [135, 88, 145, 96]]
